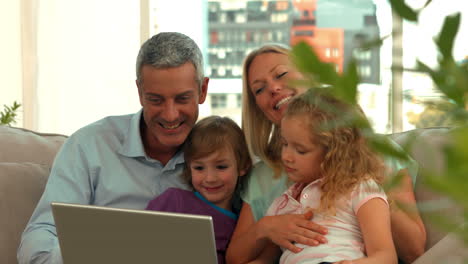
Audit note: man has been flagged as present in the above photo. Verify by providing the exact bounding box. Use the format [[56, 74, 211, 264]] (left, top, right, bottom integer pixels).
[[17, 32, 209, 264]]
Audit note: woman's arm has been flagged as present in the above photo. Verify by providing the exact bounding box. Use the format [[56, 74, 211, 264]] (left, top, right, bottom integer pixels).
[[246, 241, 282, 264], [226, 203, 267, 264], [345, 198, 398, 264], [226, 202, 328, 264], [388, 169, 427, 263]]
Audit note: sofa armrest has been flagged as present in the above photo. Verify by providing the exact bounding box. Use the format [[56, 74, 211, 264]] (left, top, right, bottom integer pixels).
[[412, 231, 468, 264], [0, 162, 50, 264]]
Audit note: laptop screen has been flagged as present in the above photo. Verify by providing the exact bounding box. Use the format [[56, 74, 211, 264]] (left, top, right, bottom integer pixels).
[[51, 202, 218, 264]]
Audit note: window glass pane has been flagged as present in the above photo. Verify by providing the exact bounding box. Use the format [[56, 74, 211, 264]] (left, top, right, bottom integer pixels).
[[397, 0, 468, 130], [211, 94, 227, 109], [148, 0, 468, 132], [207, 0, 387, 131]]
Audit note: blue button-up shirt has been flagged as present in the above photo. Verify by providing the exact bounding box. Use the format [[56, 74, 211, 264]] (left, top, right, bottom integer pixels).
[[18, 110, 189, 264]]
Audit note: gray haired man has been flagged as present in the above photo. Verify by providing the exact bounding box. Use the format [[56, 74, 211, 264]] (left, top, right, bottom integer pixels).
[[18, 32, 209, 264]]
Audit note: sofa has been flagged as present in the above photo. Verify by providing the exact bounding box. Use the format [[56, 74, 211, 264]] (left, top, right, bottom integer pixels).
[[0, 125, 466, 264], [0, 126, 67, 264]]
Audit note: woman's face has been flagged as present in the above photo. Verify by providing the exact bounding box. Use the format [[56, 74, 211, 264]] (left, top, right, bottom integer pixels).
[[247, 52, 307, 125]]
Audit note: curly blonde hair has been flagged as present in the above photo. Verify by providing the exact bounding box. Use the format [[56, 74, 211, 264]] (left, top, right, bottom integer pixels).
[[284, 90, 385, 215]]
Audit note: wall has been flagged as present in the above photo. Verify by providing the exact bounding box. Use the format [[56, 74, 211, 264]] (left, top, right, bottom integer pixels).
[[0, 1, 23, 125], [36, 0, 141, 135]]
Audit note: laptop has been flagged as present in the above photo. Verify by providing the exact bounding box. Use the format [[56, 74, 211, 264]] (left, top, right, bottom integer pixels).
[[51, 202, 218, 264]]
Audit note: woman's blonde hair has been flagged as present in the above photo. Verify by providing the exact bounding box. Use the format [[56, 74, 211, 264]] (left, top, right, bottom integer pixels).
[[241, 44, 291, 177], [284, 90, 385, 215]]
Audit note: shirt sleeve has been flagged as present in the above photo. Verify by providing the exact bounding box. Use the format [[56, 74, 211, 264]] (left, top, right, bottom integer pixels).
[[351, 180, 388, 215], [383, 138, 419, 186], [17, 133, 94, 264]]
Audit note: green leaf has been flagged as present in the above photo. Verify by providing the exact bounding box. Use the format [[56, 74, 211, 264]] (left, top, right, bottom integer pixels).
[[422, 0, 433, 9], [336, 59, 359, 105], [417, 60, 465, 106], [388, 0, 419, 22], [291, 41, 339, 86], [434, 13, 461, 59], [383, 168, 405, 192], [368, 134, 410, 161], [425, 173, 468, 206], [0, 101, 21, 126], [359, 36, 387, 51], [448, 127, 468, 162]]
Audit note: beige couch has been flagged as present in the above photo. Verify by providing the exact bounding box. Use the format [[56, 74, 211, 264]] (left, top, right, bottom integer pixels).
[[0, 126, 67, 264], [0, 125, 465, 264]]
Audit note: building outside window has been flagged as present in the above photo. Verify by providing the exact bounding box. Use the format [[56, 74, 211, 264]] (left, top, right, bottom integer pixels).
[[211, 94, 227, 109], [4, 0, 467, 135], [202, 0, 468, 133]]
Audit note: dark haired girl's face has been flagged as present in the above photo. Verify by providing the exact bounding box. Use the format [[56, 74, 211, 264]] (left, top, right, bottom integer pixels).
[[189, 148, 246, 210]]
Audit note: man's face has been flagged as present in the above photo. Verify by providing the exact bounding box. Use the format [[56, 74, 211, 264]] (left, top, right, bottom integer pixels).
[[137, 63, 208, 155]]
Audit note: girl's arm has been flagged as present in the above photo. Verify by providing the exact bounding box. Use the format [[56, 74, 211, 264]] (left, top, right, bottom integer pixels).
[[225, 202, 327, 264], [388, 169, 426, 263], [346, 197, 398, 264]]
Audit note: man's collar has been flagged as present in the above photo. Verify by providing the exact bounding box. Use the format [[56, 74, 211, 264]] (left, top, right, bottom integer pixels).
[[119, 109, 147, 158], [118, 109, 185, 168]]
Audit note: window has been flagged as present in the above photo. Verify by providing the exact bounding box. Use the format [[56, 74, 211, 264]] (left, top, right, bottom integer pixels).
[[276, 1, 289, 11], [237, 94, 242, 108], [211, 94, 227, 109], [358, 65, 371, 78], [210, 31, 218, 44], [218, 66, 226, 77], [353, 49, 371, 60], [294, 30, 314, 36], [5, 0, 467, 134], [203, 0, 468, 132], [246, 31, 252, 43], [236, 13, 246, 23], [332, 48, 339, 57], [218, 31, 225, 43]]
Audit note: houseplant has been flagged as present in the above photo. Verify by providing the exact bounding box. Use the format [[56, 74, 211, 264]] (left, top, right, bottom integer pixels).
[[0, 101, 21, 126], [291, 0, 468, 248]]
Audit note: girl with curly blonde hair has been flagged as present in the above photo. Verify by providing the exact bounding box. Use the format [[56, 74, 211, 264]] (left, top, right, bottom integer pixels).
[[258, 89, 397, 264]]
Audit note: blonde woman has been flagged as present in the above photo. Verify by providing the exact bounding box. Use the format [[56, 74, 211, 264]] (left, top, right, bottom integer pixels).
[[226, 44, 426, 264]]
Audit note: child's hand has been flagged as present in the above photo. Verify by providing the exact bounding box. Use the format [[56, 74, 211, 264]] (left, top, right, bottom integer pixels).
[[259, 211, 328, 253]]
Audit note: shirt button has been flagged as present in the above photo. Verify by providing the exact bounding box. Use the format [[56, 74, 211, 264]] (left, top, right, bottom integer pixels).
[[303, 193, 309, 199]]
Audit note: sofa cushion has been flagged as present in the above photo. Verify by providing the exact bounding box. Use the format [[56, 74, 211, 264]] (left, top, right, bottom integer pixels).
[[390, 127, 463, 250], [0, 126, 67, 165], [0, 162, 50, 264]]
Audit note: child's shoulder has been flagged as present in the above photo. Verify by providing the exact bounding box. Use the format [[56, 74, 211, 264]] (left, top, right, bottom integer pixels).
[[161, 187, 193, 197], [354, 178, 383, 193], [348, 179, 388, 213], [146, 188, 195, 211], [348, 178, 387, 203]]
